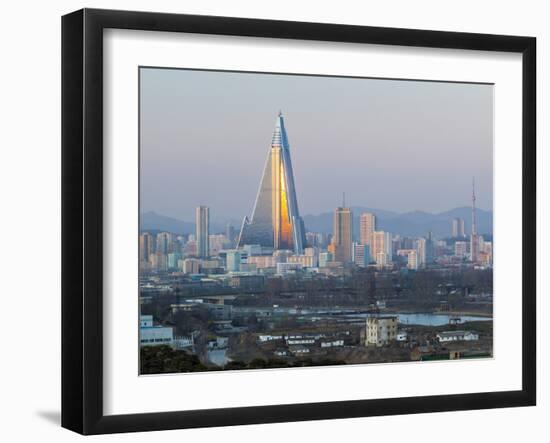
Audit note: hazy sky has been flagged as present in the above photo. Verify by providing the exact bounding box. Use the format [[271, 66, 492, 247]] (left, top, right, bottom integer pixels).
[[140, 68, 493, 222]]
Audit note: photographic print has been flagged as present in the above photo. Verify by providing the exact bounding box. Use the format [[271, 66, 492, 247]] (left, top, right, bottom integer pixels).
[[138, 68, 494, 375]]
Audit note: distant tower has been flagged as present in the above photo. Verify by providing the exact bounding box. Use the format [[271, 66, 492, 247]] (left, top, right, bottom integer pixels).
[[425, 231, 434, 264], [372, 231, 392, 265], [238, 112, 306, 253], [470, 178, 479, 263], [332, 195, 353, 263], [415, 237, 427, 267], [139, 232, 154, 262], [225, 224, 236, 247], [452, 217, 465, 238], [196, 206, 210, 258], [359, 213, 376, 254], [156, 232, 171, 255]]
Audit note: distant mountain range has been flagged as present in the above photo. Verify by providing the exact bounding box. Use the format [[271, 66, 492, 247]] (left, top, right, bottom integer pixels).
[[140, 211, 236, 235], [141, 207, 492, 238], [302, 206, 492, 238]]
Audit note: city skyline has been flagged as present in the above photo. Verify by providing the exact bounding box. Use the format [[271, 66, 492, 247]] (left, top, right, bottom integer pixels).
[[138, 69, 494, 373], [140, 68, 493, 221]]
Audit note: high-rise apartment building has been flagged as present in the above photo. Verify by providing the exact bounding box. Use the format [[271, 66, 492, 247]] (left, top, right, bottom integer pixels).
[[407, 250, 418, 270], [454, 241, 469, 257], [196, 206, 210, 258], [359, 213, 376, 255], [353, 242, 370, 267], [156, 232, 172, 255], [168, 252, 183, 270], [139, 232, 154, 262], [415, 237, 427, 267], [372, 231, 392, 264], [426, 231, 434, 264], [238, 112, 306, 253], [319, 252, 333, 267], [208, 234, 226, 256], [225, 250, 241, 272], [452, 217, 465, 238], [332, 205, 353, 263], [470, 179, 479, 263], [225, 224, 236, 247], [182, 258, 201, 274]]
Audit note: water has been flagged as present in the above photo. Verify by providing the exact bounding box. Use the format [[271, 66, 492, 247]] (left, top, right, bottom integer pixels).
[[236, 306, 492, 326], [395, 313, 491, 326]]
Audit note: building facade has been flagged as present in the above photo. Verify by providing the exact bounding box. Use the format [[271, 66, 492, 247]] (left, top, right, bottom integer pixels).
[[454, 241, 469, 257], [415, 237, 427, 267], [366, 316, 398, 346], [196, 206, 210, 258], [181, 258, 201, 274], [139, 232, 154, 262], [333, 206, 353, 263], [452, 217, 466, 238], [140, 315, 174, 347], [359, 212, 376, 258], [238, 112, 306, 254], [407, 250, 418, 270], [353, 242, 370, 267], [372, 231, 392, 265], [225, 250, 241, 272]]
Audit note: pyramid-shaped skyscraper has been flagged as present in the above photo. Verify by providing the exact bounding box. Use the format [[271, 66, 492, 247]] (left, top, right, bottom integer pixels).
[[238, 112, 306, 254]]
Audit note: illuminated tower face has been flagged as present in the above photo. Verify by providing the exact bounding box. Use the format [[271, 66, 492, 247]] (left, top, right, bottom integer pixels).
[[238, 112, 305, 253]]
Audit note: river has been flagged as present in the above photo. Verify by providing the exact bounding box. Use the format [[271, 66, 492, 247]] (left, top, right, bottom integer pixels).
[[393, 312, 491, 326]]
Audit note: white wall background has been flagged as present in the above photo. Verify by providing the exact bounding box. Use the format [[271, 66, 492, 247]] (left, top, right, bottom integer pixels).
[[0, 0, 545, 441]]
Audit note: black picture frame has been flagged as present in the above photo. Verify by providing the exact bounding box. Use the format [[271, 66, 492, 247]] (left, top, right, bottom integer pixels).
[[61, 8, 536, 435]]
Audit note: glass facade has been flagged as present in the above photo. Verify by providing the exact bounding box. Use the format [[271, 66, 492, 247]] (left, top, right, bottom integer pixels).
[[238, 113, 305, 253]]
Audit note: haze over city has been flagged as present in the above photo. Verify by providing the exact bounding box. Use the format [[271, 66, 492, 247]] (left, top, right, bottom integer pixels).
[[139, 68, 493, 222], [138, 68, 494, 374]]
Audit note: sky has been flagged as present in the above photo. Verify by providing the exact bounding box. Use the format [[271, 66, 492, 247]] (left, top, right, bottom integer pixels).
[[140, 68, 493, 223]]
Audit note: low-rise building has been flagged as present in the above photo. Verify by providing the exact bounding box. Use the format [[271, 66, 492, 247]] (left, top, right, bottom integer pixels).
[[181, 258, 201, 274], [258, 334, 284, 343], [229, 274, 265, 290], [288, 254, 316, 268], [247, 254, 276, 269], [436, 330, 479, 342], [366, 315, 398, 346], [286, 338, 315, 345], [288, 345, 310, 355], [320, 339, 344, 348], [139, 315, 174, 346], [204, 303, 233, 320], [276, 262, 302, 275]]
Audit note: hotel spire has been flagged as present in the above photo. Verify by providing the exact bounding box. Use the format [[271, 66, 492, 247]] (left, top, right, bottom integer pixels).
[[238, 112, 306, 253]]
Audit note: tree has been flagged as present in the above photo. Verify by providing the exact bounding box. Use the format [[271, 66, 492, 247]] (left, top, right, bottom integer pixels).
[[140, 345, 208, 374]]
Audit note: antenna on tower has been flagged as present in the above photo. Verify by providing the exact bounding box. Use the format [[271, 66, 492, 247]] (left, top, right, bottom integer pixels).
[[343, 192, 346, 208], [471, 176, 477, 236]]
